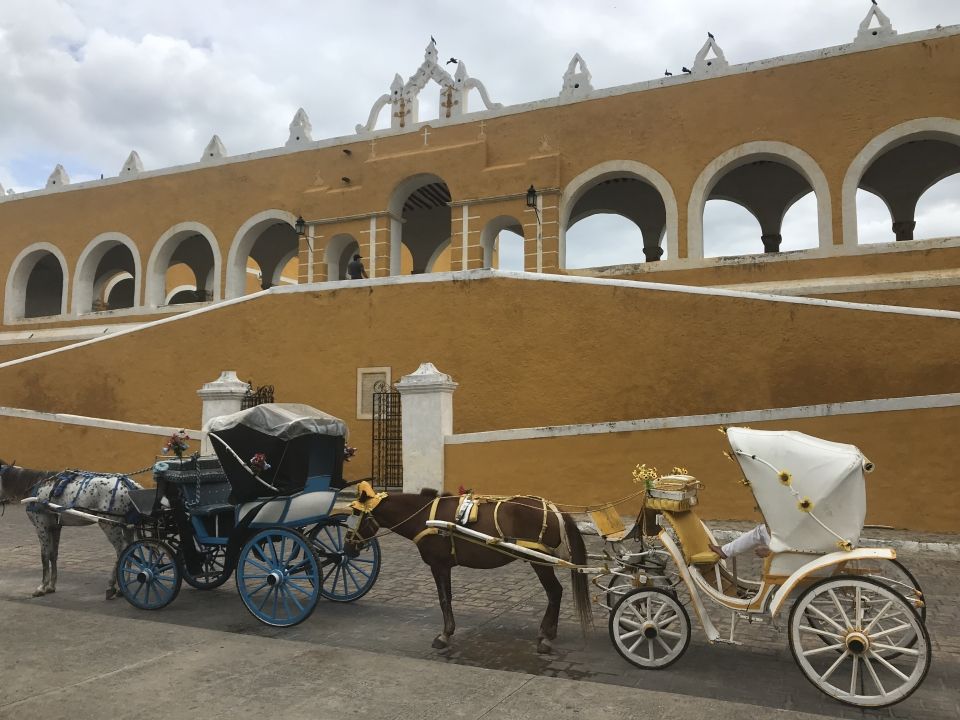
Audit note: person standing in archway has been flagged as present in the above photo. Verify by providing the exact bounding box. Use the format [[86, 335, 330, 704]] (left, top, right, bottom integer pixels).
[[347, 253, 368, 279]]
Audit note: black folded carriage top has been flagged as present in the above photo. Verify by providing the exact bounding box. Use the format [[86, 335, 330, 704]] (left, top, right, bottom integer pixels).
[[205, 402, 349, 503]]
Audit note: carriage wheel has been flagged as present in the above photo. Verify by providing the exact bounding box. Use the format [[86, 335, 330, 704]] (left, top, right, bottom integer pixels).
[[789, 576, 930, 708], [180, 544, 232, 590], [803, 558, 925, 659], [116, 540, 182, 610], [609, 588, 691, 669], [308, 518, 381, 602], [236, 528, 320, 627]]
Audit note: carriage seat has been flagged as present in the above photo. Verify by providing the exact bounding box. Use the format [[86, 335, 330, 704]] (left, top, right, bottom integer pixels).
[[191, 502, 234, 517], [660, 509, 720, 566]]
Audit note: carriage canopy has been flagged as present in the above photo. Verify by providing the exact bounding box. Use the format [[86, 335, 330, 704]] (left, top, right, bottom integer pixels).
[[725, 427, 871, 554], [205, 403, 349, 502]]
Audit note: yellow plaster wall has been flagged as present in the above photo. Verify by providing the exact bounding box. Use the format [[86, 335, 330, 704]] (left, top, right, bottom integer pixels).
[[444, 405, 960, 533]]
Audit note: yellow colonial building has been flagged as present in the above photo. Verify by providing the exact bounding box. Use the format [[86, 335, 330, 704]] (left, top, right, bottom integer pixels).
[[1, 6, 958, 531]]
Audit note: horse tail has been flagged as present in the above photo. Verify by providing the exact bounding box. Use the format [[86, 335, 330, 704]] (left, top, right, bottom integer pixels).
[[561, 511, 594, 633]]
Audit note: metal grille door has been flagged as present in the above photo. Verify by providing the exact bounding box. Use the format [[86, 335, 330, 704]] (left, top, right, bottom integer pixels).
[[372, 381, 403, 488]]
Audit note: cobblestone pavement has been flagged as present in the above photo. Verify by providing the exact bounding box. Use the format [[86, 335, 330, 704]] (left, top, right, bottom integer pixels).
[[1, 508, 957, 719]]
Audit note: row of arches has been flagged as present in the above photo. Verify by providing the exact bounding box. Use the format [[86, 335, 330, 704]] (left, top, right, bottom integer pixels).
[[6, 118, 960, 322]]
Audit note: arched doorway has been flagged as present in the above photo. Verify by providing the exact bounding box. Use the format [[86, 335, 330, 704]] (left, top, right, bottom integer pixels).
[[73, 233, 140, 313], [4, 243, 68, 322], [480, 216, 525, 270], [227, 210, 300, 297], [325, 234, 362, 280], [145, 222, 220, 307], [388, 174, 452, 275]]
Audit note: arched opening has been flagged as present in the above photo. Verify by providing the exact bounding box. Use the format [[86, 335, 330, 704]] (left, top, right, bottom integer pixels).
[[226, 211, 299, 297], [689, 142, 832, 258], [703, 200, 762, 257], [4, 244, 68, 322], [566, 215, 647, 268], [424, 239, 452, 273], [73, 234, 140, 313], [146, 223, 219, 307], [855, 189, 892, 245], [388, 174, 452, 275], [702, 159, 817, 255], [913, 174, 960, 241], [480, 215, 525, 270], [325, 234, 362, 281], [778, 192, 819, 252], [842, 119, 960, 245]]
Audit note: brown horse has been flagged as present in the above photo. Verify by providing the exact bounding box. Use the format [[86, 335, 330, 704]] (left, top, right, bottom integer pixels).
[[349, 484, 592, 653]]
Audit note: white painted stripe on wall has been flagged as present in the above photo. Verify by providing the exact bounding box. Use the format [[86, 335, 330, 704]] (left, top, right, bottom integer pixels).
[[446, 393, 960, 445], [0, 406, 202, 438]]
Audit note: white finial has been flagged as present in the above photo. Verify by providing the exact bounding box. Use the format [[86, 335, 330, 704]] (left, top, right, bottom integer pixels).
[[855, 3, 897, 44], [286, 108, 313, 147], [692, 34, 729, 75], [425, 38, 438, 62], [390, 73, 404, 94], [120, 151, 144, 176], [201, 135, 227, 162], [454, 62, 468, 84], [46, 164, 70, 188], [559, 53, 593, 100]]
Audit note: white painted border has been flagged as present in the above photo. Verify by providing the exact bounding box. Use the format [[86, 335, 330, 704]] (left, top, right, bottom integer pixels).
[[0, 405, 202, 438], [2, 25, 952, 204], [145, 221, 222, 307], [687, 141, 832, 259], [841, 117, 960, 247], [71, 232, 142, 316], [560, 160, 679, 267], [2, 269, 958, 371], [447, 393, 960, 445], [226, 209, 299, 299], [3, 242, 69, 324], [356, 366, 392, 420]]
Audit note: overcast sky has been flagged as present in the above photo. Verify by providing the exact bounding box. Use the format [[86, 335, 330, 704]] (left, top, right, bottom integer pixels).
[[1, 0, 957, 268]]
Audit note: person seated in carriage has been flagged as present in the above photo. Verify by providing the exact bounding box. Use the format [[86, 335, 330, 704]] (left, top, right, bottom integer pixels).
[[709, 523, 771, 559]]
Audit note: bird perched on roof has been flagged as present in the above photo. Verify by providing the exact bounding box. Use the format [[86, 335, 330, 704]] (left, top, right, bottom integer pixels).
[[664, 69, 673, 76], [871, 0, 877, 5], [446, 57, 458, 65], [431, 35, 436, 43], [708, 32, 715, 39], [682, 66, 692, 74]]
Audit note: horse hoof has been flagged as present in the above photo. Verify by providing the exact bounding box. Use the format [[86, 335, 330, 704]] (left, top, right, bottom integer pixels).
[[537, 639, 553, 654], [432, 635, 449, 650], [31, 588, 45, 598]]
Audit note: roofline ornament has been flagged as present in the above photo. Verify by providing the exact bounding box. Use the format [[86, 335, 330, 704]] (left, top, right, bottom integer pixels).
[[286, 107, 313, 147], [120, 150, 144, 177], [46, 164, 70, 188], [692, 35, 729, 75], [559, 53, 593, 100], [855, 3, 897, 44], [201, 135, 228, 162]]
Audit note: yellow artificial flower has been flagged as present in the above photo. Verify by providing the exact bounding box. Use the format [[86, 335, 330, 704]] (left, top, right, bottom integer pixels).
[[778, 470, 792, 486], [798, 497, 814, 512]]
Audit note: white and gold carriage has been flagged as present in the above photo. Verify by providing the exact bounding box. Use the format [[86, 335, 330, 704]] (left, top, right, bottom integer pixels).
[[600, 427, 929, 709]]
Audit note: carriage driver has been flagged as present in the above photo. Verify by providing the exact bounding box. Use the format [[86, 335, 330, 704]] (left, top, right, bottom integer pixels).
[[709, 523, 771, 559]]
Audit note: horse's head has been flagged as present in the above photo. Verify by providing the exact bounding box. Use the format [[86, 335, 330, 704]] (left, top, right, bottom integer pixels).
[[0, 459, 17, 502]]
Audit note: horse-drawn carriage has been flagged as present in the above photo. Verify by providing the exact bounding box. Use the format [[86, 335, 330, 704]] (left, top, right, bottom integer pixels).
[[116, 403, 380, 626], [423, 427, 930, 708]]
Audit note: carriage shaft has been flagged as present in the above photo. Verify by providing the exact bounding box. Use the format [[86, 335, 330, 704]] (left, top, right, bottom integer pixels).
[[20, 497, 127, 526]]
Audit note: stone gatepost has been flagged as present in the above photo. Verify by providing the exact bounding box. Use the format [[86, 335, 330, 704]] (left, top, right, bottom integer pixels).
[[395, 363, 458, 495], [197, 371, 250, 454]]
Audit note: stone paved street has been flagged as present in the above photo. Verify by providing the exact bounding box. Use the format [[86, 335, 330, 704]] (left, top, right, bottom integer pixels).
[[1, 508, 958, 719]]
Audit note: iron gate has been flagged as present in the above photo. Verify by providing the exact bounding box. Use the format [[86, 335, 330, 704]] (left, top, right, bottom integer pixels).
[[241, 382, 275, 409], [371, 380, 403, 488]]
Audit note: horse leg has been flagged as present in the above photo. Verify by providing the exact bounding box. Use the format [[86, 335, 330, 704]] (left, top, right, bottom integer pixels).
[[532, 564, 563, 654], [27, 511, 55, 597], [430, 563, 456, 649], [101, 524, 132, 599]]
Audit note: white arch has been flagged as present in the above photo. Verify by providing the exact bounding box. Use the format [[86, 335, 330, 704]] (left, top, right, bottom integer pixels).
[[72, 232, 141, 315], [560, 160, 679, 268], [324, 234, 359, 281], [226, 209, 298, 298], [271, 245, 301, 286], [164, 284, 198, 304], [145, 221, 221, 308], [687, 141, 833, 259], [480, 215, 525, 268], [102, 271, 134, 303], [841, 118, 960, 246], [425, 238, 451, 273], [4, 242, 69, 323], [387, 173, 450, 276]]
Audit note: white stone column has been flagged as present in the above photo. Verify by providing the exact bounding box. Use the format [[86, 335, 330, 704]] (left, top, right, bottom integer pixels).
[[395, 363, 458, 494], [196, 370, 250, 453]]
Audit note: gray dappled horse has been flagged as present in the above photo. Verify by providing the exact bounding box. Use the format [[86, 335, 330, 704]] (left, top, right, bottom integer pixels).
[[0, 460, 141, 598]]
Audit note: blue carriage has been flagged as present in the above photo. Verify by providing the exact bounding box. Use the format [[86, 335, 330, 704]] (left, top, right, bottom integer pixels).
[[116, 403, 381, 626]]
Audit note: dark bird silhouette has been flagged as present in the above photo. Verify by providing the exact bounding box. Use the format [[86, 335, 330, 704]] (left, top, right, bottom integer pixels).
[[682, 66, 692, 74], [430, 35, 436, 44], [664, 69, 673, 76], [871, 0, 877, 5], [708, 32, 715, 40], [446, 57, 458, 65], [341, 176, 351, 184], [342, 148, 352, 156]]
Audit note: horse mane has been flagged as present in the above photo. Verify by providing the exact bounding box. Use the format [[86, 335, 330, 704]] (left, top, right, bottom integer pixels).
[[1, 464, 57, 501]]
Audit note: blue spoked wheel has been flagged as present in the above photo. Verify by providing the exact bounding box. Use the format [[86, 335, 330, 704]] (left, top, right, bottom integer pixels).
[[236, 528, 320, 627], [308, 518, 381, 602], [116, 539, 182, 610]]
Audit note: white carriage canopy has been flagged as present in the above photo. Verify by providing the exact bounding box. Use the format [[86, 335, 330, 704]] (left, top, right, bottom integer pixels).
[[204, 403, 349, 440], [725, 427, 871, 554]]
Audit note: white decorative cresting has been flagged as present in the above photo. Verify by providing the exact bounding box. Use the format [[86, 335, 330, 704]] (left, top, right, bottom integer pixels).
[[559, 54, 593, 100], [46, 164, 70, 188], [286, 108, 313, 147], [855, 3, 897, 45], [197, 370, 252, 453], [692, 35, 729, 75], [201, 135, 228, 162], [395, 362, 458, 495], [120, 151, 144, 176], [356, 39, 501, 133]]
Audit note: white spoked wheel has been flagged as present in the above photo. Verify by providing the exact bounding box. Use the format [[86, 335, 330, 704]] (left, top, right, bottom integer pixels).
[[609, 588, 691, 669], [789, 576, 930, 708]]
